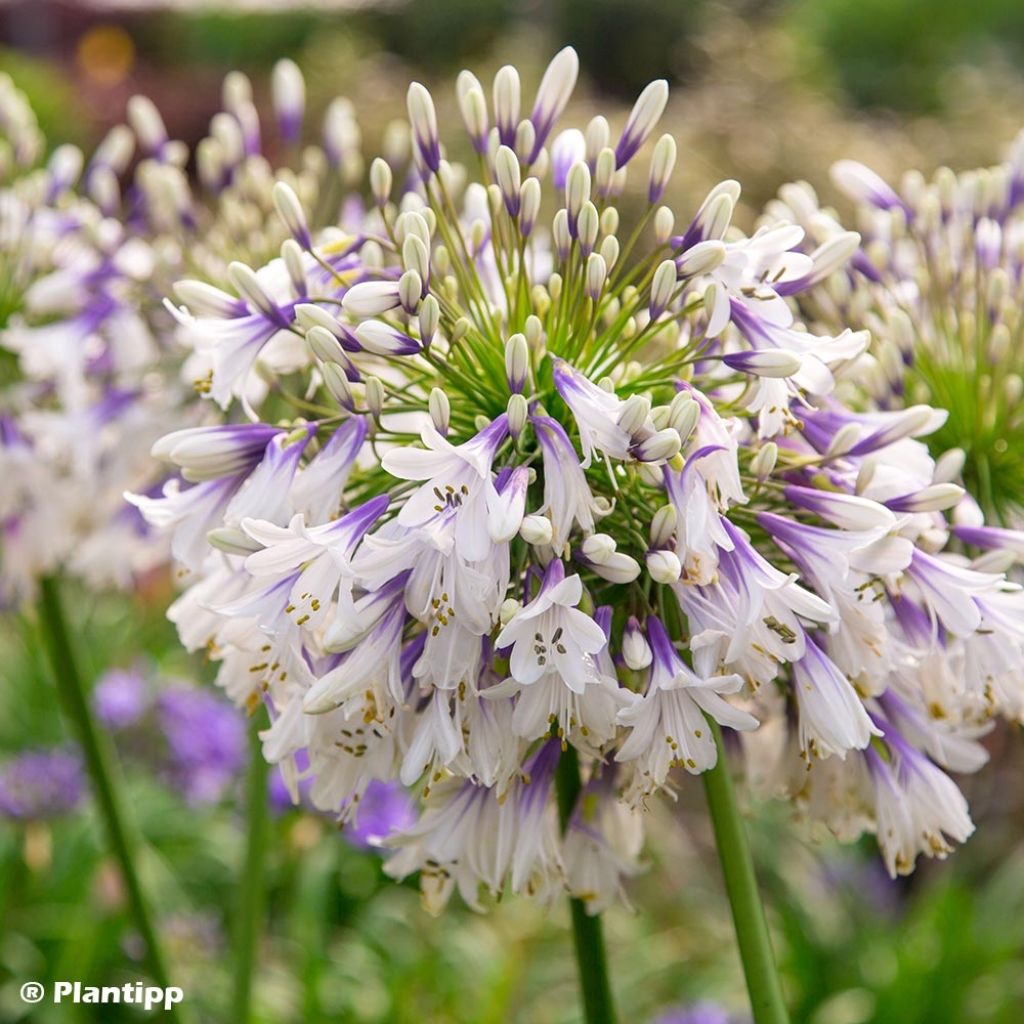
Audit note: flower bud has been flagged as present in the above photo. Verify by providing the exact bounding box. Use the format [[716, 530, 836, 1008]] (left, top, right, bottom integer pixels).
[[750, 442, 778, 481], [306, 325, 345, 364], [399, 269, 423, 313], [407, 82, 441, 172], [585, 253, 607, 301], [646, 549, 682, 584], [654, 205, 675, 244], [505, 333, 529, 393], [676, 239, 726, 277], [635, 427, 681, 463], [456, 71, 489, 152], [494, 145, 522, 217], [565, 160, 591, 221], [493, 65, 521, 146], [623, 617, 653, 669], [342, 280, 401, 317], [650, 504, 677, 548], [419, 294, 440, 347], [553, 210, 572, 262], [649, 259, 677, 317], [577, 201, 599, 256], [208, 527, 263, 556], [322, 362, 355, 410], [530, 46, 579, 155], [618, 393, 651, 435], [272, 58, 305, 143], [429, 387, 450, 435], [520, 514, 553, 545], [365, 376, 385, 420], [590, 552, 641, 583], [615, 80, 669, 167], [369, 157, 392, 206], [582, 533, 617, 564], [519, 176, 541, 236], [507, 393, 529, 439], [648, 133, 676, 203]]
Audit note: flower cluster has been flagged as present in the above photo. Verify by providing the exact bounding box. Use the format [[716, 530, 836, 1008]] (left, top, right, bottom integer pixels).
[[0, 60, 361, 603], [763, 140, 1024, 522], [136, 50, 1024, 913]]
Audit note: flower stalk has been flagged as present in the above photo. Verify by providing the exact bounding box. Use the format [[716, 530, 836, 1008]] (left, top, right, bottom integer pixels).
[[702, 718, 789, 1024], [556, 745, 616, 1024], [37, 576, 177, 1013], [233, 721, 270, 1022]]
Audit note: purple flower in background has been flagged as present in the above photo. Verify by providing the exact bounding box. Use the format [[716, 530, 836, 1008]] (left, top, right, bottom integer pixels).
[[93, 667, 148, 730], [654, 1002, 745, 1024], [156, 687, 246, 805], [0, 749, 84, 820], [344, 779, 416, 850]]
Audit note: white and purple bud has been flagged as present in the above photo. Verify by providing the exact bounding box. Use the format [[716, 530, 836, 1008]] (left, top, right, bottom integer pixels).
[[228, 262, 288, 326], [565, 160, 591, 224], [493, 65, 521, 147], [529, 46, 579, 157], [355, 321, 423, 357], [494, 145, 522, 217], [519, 176, 541, 236], [722, 349, 802, 378], [456, 70, 489, 152], [648, 133, 676, 203], [342, 280, 401, 318], [615, 80, 669, 168], [272, 58, 305, 144], [634, 427, 681, 463], [886, 483, 965, 514], [831, 160, 908, 212], [399, 270, 423, 313], [577, 201, 599, 256], [407, 82, 441, 173], [505, 333, 530, 393], [127, 94, 168, 157], [623, 617, 653, 670], [551, 129, 585, 190], [586, 253, 607, 301], [675, 239, 726, 277], [272, 181, 311, 248]]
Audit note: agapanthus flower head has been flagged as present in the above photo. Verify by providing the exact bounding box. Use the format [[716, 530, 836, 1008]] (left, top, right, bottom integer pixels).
[[139, 48, 1024, 912], [0, 748, 84, 821], [764, 135, 1024, 521]]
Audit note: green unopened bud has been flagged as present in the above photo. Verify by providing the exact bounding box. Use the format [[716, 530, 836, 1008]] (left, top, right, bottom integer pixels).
[[668, 393, 700, 443], [370, 157, 392, 206], [649, 504, 677, 548], [428, 387, 450, 435], [366, 376, 384, 420], [751, 442, 778, 481], [208, 527, 263, 556], [507, 393, 528, 438]]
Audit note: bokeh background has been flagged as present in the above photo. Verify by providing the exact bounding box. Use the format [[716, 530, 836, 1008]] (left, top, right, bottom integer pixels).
[[3, 2, 1024, 1021]]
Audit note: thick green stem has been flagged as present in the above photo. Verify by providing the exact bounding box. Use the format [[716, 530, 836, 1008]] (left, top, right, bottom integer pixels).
[[702, 719, 789, 1024], [233, 721, 269, 1021], [555, 745, 616, 1024], [37, 576, 176, 1005]]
